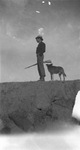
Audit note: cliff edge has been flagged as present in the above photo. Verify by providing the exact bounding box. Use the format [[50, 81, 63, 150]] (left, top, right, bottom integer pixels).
[[0, 80, 80, 133]]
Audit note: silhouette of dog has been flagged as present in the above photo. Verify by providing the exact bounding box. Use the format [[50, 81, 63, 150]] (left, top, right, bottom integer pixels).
[[46, 63, 66, 81]]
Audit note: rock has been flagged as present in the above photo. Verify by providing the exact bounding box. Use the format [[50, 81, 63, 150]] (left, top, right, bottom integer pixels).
[[0, 116, 11, 134], [9, 110, 34, 132], [0, 126, 11, 134], [0, 80, 80, 132], [0, 119, 4, 131]]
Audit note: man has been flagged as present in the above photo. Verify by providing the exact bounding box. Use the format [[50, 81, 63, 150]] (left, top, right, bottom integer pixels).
[[35, 35, 46, 81]]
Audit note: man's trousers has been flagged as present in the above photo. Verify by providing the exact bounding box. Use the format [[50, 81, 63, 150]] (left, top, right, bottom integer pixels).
[[37, 54, 45, 79]]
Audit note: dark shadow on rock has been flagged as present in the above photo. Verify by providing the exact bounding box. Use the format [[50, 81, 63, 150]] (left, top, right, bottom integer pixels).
[[9, 111, 34, 133], [71, 117, 80, 125], [0, 126, 11, 134]]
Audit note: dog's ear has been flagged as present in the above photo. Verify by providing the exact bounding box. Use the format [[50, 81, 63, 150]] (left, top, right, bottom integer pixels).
[[49, 63, 52, 66]]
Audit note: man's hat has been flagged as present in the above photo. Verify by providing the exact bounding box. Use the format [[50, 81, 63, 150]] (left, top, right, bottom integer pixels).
[[35, 35, 43, 41]]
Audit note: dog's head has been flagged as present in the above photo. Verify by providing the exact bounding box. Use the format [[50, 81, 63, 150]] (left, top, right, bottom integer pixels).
[[46, 63, 53, 68]]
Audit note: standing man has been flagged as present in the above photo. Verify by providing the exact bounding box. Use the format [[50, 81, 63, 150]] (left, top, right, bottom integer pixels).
[[35, 35, 46, 81]]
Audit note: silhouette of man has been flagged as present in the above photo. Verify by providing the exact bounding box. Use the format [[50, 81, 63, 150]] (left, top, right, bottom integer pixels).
[[35, 35, 46, 81]]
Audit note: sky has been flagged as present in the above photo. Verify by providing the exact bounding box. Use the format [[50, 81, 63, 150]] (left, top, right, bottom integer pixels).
[[0, 0, 80, 82]]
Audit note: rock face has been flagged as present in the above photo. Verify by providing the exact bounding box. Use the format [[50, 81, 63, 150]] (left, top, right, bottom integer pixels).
[[0, 80, 80, 133]]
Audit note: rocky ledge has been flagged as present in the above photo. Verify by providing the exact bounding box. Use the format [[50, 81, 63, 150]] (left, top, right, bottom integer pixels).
[[0, 80, 80, 133]]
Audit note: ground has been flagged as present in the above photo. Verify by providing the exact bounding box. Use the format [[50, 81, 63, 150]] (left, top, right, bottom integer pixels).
[[0, 80, 80, 133]]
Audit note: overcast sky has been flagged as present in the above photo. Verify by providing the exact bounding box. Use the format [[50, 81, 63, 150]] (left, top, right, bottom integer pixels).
[[0, 0, 80, 82]]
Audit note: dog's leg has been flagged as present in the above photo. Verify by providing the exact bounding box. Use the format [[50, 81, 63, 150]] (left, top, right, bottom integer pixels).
[[60, 75, 61, 81], [59, 74, 61, 81], [52, 74, 54, 81], [51, 74, 53, 81], [63, 69, 66, 81], [51, 74, 53, 80], [63, 72, 66, 81], [63, 75, 65, 81]]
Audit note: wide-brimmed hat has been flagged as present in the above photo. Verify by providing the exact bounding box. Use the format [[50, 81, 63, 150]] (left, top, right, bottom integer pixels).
[[35, 35, 43, 41]]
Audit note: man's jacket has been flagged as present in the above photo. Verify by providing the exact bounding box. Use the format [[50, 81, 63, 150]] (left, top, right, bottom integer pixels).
[[36, 42, 46, 56]]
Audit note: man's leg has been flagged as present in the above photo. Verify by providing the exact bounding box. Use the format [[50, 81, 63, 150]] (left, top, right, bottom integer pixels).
[[37, 55, 45, 81], [38, 56, 45, 80], [37, 63, 41, 79]]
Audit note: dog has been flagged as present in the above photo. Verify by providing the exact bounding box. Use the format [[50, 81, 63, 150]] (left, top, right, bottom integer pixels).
[[46, 63, 66, 81]]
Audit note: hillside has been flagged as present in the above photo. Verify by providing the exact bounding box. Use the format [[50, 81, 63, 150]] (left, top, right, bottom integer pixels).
[[0, 80, 80, 134]]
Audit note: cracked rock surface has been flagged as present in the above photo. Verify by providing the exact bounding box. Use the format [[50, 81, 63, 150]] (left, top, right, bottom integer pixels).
[[0, 80, 80, 133]]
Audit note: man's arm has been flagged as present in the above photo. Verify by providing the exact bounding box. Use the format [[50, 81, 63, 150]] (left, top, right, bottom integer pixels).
[[39, 42, 46, 56]]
